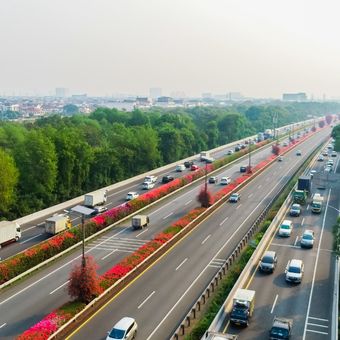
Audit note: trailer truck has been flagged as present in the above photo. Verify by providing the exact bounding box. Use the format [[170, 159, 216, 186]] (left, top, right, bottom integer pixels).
[[230, 289, 255, 326], [84, 190, 108, 208], [311, 193, 323, 213], [45, 215, 71, 235], [0, 221, 21, 247]]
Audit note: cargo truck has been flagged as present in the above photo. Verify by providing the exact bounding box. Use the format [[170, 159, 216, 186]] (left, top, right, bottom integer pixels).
[[204, 331, 238, 339], [84, 190, 108, 208], [0, 221, 21, 247], [131, 215, 149, 230], [297, 176, 311, 195], [200, 151, 210, 161], [311, 193, 323, 213], [230, 289, 255, 326], [293, 189, 307, 205], [45, 215, 71, 235]]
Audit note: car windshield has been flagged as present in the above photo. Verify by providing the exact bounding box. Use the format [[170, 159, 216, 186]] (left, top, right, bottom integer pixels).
[[262, 256, 274, 264], [281, 225, 290, 229], [109, 328, 125, 339], [271, 327, 289, 337], [288, 266, 301, 273], [292, 205, 300, 209], [303, 234, 313, 240], [231, 194, 238, 198]]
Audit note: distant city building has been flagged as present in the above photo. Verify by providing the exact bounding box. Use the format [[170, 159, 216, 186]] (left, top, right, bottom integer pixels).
[[202, 92, 212, 98], [55, 88, 69, 98], [282, 93, 307, 101], [149, 87, 162, 99], [227, 92, 243, 101], [72, 94, 87, 99]]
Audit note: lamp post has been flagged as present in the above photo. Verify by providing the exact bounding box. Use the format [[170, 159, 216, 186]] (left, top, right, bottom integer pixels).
[[247, 138, 252, 174], [71, 205, 95, 268]]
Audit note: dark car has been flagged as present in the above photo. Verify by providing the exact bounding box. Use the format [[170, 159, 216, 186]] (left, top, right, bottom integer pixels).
[[184, 160, 194, 168], [162, 175, 174, 183], [240, 166, 247, 173], [289, 203, 301, 217], [235, 146, 241, 152], [259, 251, 277, 273], [208, 176, 218, 184], [269, 317, 292, 339]]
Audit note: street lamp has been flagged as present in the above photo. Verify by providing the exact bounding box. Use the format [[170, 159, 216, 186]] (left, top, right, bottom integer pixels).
[[247, 138, 252, 174], [71, 205, 95, 268]]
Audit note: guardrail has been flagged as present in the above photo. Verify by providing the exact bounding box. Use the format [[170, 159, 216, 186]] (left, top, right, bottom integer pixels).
[[169, 136, 328, 339]]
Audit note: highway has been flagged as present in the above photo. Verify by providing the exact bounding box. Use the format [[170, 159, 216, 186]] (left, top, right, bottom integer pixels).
[[226, 148, 339, 339], [0, 128, 292, 337], [62, 128, 332, 339]]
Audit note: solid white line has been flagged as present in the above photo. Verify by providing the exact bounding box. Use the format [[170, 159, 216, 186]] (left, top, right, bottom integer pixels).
[[49, 280, 69, 295], [163, 212, 173, 219], [309, 316, 328, 322], [270, 294, 278, 314], [201, 234, 211, 245], [135, 229, 148, 238], [307, 323, 328, 328], [301, 218, 305, 226], [185, 200, 192, 206], [248, 194, 253, 198], [213, 259, 226, 263], [294, 236, 299, 246], [236, 204, 242, 210], [0, 323, 6, 329], [219, 216, 229, 226], [175, 258, 188, 271], [306, 329, 328, 335], [20, 233, 44, 244], [302, 189, 331, 340], [138, 291, 155, 309], [101, 249, 117, 260]]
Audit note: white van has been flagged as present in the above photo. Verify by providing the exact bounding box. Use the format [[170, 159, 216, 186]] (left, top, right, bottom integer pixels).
[[176, 164, 186, 172]]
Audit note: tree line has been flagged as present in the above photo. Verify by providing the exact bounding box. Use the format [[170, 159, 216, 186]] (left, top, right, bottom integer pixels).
[[1, 102, 339, 219]]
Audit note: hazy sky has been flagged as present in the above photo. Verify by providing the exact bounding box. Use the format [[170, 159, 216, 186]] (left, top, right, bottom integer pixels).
[[1, 0, 340, 98]]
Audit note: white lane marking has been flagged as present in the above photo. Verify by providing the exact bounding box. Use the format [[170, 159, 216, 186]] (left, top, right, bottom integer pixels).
[[0, 323, 6, 329], [236, 204, 242, 209], [0, 227, 128, 306], [148, 200, 174, 216], [209, 264, 222, 269], [101, 249, 118, 260], [135, 229, 148, 238], [219, 216, 229, 226], [49, 280, 69, 295], [201, 234, 211, 245], [301, 218, 305, 226], [302, 189, 331, 340], [307, 204, 310, 211], [306, 329, 328, 335], [270, 294, 279, 314], [22, 225, 40, 233], [20, 233, 44, 244], [248, 194, 253, 198], [175, 258, 188, 271], [163, 212, 173, 219], [309, 316, 328, 322], [294, 236, 299, 246], [146, 157, 303, 340], [138, 291, 155, 309], [258, 185, 262, 189], [307, 323, 328, 328], [185, 200, 192, 206]]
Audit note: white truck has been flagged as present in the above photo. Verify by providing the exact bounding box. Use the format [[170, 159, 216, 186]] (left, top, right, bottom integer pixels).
[[311, 193, 323, 213], [132, 215, 150, 230], [84, 190, 108, 208], [0, 221, 21, 247], [45, 215, 71, 235], [230, 289, 255, 326], [144, 175, 158, 183], [200, 151, 211, 161], [203, 331, 238, 339]]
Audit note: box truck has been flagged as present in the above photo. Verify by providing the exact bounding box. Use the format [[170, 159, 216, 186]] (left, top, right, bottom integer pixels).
[[230, 289, 255, 326], [0, 221, 21, 247], [311, 193, 323, 213], [84, 190, 108, 208], [131, 215, 149, 230], [45, 215, 71, 235]]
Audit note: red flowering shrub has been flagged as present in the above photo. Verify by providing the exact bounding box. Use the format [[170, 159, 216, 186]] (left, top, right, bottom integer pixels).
[[197, 187, 214, 207]]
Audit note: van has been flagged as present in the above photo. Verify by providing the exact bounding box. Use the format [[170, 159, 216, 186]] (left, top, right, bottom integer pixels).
[[176, 164, 186, 172], [107, 317, 137, 340]]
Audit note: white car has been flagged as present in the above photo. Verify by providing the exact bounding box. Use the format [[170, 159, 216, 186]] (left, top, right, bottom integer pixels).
[[142, 181, 155, 190], [300, 230, 314, 248], [285, 259, 304, 283], [220, 176, 231, 185], [107, 317, 137, 340], [226, 150, 234, 155], [126, 192, 139, 201], [278, 220, 293, 237], [176, 164, 186, 172]]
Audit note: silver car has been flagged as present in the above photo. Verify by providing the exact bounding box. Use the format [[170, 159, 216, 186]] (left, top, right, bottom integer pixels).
[[300, 230, 314, 248], [259, 251, 277, 273]]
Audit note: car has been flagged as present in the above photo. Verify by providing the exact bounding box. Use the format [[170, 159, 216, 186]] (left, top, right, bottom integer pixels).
[[289, 203, 301, 217], [285, 259, 304, 283], [269, 317, 292, 340], [327, 159, 334, 165], [300, 230, 314, 248], [191, 164, 199, 171], [229, 192, 240, 202], [324, 165, 332, 173], [240, 144, 246, 149], [317, 155, 324, 161], [331, 151, 337, 157], [278, 220, 293, 237], [240, 166, 247, 173], [94, 205, 108, 214], [126, 192, 139, 201], [283, 141, 288, 147], [234, 146, 241, 152], [107, 317, 137, 340], [227, 150, 234, 155], [208, 176, 218, 184], [184, 160, 194, 168], [259, 251, 277, 273], [142, 181, 155, 190], [176, 164, 186, 172], [220, 176, 231, 185], [277, 155, 283, 162], [204, 157, 215, 163], [322, 150, 329, 157], [162, 175, 174, 183], [296, 150, 302, 156], [327, 143, 334, 150]]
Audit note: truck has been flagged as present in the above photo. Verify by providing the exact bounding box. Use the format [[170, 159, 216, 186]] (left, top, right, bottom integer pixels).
[[297, 176, 311, 195], [311, 193, 324, 213], [293, 189, 307, 205], [200, 151, 210, 161], [84, 190, 108, 208], [131, 215, 149, 230], [45, 215, 71, 235], [257, 132, 264, 142], [264, 129, 273, 139], [0, 221, 21, 247], [203, 331, 238, 339], [144, 175, 158, 183], [269, 317, 292, 339], [230, 289, 255, 326]]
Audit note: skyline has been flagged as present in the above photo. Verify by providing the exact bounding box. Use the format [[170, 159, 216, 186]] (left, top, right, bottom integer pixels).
[[1, 0, 340, 98]]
